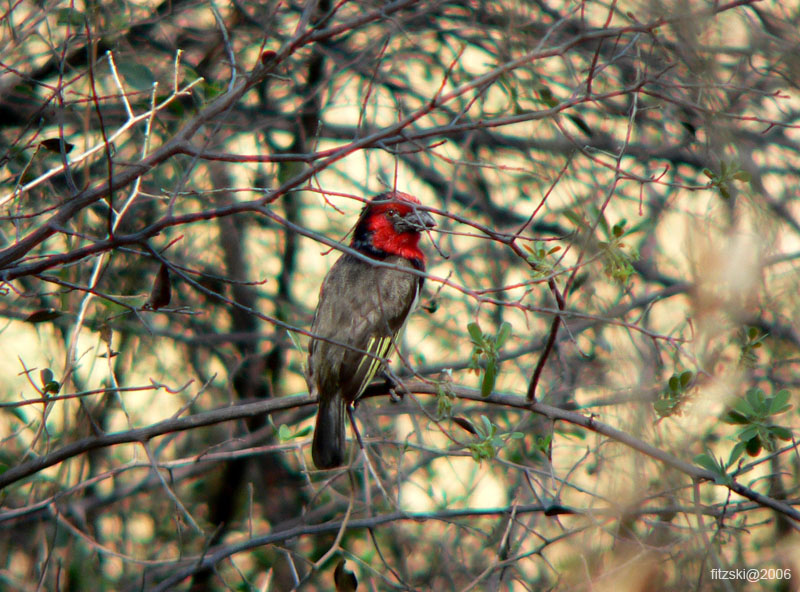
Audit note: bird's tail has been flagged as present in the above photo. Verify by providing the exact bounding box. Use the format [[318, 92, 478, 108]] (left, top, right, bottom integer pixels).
[[312, 392, 347, 469]]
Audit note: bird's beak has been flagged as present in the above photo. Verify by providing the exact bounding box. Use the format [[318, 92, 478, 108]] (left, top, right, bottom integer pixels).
[[407, 209, 436, 231]]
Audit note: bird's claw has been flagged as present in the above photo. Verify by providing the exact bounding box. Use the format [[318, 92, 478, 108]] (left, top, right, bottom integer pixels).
[[389, 383, 408, 403]]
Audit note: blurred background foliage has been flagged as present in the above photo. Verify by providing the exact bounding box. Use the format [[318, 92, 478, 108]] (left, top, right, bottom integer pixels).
[[1, 0, 800, 590]]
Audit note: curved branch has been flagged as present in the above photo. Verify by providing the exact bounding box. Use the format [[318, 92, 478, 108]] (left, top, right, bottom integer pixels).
[[408, 382, 800, 525], [3, 380, 797, 526], [0, 392, 315, 491]]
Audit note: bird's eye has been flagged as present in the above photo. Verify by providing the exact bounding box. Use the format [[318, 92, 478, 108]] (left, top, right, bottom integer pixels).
[[387, 208, 398, 217]]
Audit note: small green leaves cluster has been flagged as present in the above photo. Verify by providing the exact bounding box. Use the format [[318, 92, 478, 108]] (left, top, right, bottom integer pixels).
[[467, 321, 512, 397], [738, 326, 767, 368], [598, 219, 639, 284], [654, 370, 694, 418], [723, 387, 793, 462], [702, 160, 751, 200], [466, 415, 524, 462], [533, 433, 552, 458], [564, 210, 639, 284], [522, 241, 562, 277], [696, 389, 793, 485]]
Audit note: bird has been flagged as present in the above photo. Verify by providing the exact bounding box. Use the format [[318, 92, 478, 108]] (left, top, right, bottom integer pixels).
[[307, 191, 436, 469]]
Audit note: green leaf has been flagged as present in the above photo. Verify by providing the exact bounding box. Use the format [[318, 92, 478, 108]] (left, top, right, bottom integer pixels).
[[727, 442, 745, 468], [746, 388, 766, 413], [737, 425, 759, 442], [722, 410, 749, 425], [24, 308, 63, 324], [694, 452, 732, 485], [467, 322, 483, 345], [453, 416, 477, 435], [496, 322, 512, 349], [732, 170, 751, 182], [276, 423, 312, 442], [117, 62, 156, 91], [769, 390, 791, 415], [40, 138, 75, 154], [769, 426, 793, 441], [535, 434, 552, 453], [694, 453, 717, 473], [40, 368, 54, 386], [733, 397, 755, 417], [144, 263, 171, 310], [537, 85, 559, 108]]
